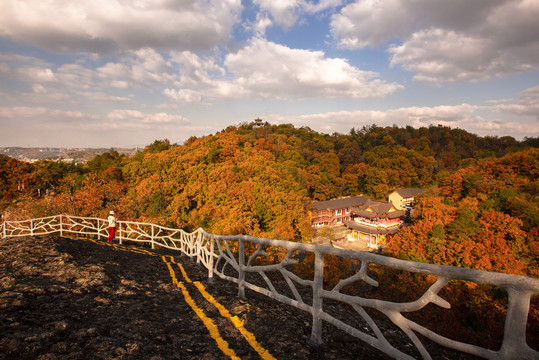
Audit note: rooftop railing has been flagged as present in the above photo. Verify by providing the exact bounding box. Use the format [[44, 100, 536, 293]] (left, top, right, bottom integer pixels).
[[1, 214, 538, 360]]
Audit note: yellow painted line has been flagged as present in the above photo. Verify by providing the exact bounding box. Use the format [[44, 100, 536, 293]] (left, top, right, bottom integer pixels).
[[72, 237, 275, 360], [167, 256, 276, 360], [174, 257, 193, 283], [192, 280, 277, 360], [124, 247, 157, 256], [162, 256, 240, 360]]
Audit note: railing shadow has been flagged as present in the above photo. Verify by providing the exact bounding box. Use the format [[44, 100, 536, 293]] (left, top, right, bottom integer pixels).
[[2, 215, 538, 360]]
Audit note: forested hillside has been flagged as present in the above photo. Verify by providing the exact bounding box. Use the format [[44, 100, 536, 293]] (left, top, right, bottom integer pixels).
[[386, 149, 538, 277], [3, 123, 538, 349], [1, 122, 537, 275]]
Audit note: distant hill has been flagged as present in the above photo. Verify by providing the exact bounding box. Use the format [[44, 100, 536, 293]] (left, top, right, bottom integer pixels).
[[0, 147, 137, 164]]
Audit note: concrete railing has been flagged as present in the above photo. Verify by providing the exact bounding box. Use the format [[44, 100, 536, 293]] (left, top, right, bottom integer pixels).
[[1, 215, 538, 360]]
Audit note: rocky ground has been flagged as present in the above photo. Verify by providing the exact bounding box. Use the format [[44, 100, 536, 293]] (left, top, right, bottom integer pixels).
[[0, 234, 480, 359]]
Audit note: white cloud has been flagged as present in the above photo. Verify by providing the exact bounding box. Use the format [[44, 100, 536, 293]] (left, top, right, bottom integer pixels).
[[0, 106, 98, 123], [163, 50, 246, 102], [107, 109, 190, 126], [253, 0, 301, 28], [331, 0, 407, 48], [494, 86, 539, 117], [389, 25, 537, 84], [331, 0, 539, 84], [163, 38, 402, 102], [253, 0, 343, 30], [388, 29, 499, 84], [267, 104, 480, 130], [162, 88, 203, 103], [0, 0, 242, 53], [0, 106, 189, 129], [303, 0, 343, 14], [254, 16, 273, 36], [170, 51, 226, 86], [0, 106, 195, 147], [99, 48, 178, 88], [23, 68, 58, 83], [225, 38, 402, 98], [81, 92, 133, 103], [330, 0, 505, 48], [0, 54, 55, 82], [264, 102, 538, 140], [486, 99, 512, 105], [0, 50, 183, 107], [56, 64, 99, 91]]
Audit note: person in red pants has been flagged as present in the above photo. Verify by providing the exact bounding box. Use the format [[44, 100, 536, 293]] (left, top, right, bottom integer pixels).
[[107, 210, 117, 243]]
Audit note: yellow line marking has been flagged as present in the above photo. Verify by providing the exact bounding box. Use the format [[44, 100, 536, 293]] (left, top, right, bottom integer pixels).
[[162, 256, 240, 360], [167, 256, 276, 360], [192, 280, 277, 360], [72, 237, 275, 360], [175, 257, 192, 283]]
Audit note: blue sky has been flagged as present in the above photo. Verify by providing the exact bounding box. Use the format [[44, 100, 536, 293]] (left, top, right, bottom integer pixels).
[[1, 0, 538, 147]]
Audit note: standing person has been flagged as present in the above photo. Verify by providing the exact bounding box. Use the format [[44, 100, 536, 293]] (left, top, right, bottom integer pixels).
[[107, 211, 117, 243]]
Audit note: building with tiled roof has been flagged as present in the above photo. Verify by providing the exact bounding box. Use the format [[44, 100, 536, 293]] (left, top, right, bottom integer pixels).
[[343, 199, 405, 249], [388, 188, 426, 210], [310, 195, 367, 227]]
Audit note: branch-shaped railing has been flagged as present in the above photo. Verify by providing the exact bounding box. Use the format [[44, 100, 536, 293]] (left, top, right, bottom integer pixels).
[[1, 215, 538, 360]]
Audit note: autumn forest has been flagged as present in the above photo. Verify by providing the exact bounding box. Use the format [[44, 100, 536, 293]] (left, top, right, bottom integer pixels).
[[1, 122, 538, 348]]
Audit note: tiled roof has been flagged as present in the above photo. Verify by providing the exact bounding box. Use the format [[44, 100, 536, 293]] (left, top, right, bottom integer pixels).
[[351, 199, 406, 219], [312, 195, 367, 211], [393, 188, 425, 198]]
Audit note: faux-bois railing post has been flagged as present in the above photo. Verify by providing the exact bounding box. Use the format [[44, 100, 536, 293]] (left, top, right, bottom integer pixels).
[[310, 250, 324, 345], [238, 238, 246, 299]]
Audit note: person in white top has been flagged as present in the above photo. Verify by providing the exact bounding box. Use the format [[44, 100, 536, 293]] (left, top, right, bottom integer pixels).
[[107, 210, 117, 243]]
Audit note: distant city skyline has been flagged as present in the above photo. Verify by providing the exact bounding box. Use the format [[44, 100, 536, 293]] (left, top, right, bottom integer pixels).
[[0, 146, 137, 164], [1, 0, 538, 147]]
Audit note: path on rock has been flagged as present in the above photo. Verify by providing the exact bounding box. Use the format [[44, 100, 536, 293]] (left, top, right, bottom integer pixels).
[[0, 235, 476, 359]]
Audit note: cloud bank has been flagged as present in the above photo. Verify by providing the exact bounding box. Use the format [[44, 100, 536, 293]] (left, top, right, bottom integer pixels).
[[331, 0, 539, 83], [0, 0, 537, 146], [0, 0, 242, 53]]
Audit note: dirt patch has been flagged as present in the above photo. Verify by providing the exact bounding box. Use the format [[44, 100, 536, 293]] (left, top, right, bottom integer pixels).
[[0, 235, 478, 359]]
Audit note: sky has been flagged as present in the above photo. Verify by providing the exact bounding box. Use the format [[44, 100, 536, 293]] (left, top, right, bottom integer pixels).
[[0, 0, 538, 148]]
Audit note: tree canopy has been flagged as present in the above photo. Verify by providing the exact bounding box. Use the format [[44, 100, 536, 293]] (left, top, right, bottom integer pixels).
[[1, 123, 537, 275]]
